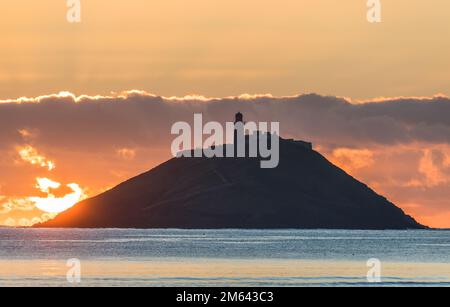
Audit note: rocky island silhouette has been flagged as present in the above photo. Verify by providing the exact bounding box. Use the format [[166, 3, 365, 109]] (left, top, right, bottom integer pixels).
[[38, 114, 425, 230]]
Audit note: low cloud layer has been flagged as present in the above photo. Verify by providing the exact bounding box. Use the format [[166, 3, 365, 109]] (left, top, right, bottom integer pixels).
[[1, 91, 450, 227], [1, 92, 449, 151]]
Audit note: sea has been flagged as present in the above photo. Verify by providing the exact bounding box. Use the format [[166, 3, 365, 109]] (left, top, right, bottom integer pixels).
[[0, 228, 449, 287]]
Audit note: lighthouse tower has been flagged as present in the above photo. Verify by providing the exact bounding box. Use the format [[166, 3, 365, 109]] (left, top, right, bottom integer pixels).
[[233, 112, 244, 157], [234, 112, 243, 145], [235, 112, 243, 124]]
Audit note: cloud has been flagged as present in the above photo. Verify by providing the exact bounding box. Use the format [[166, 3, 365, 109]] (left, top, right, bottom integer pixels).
[[1, 177, 87, 218], [330, 148, 375, 171], [417, 147, 450, 187], [29, 177, 87, 214], [17, 145, 55, 170], [2, 218, 16, 227], [18, 129, 33, 139], [116, 148, 137, 160], [1, 91, 450, 227], [1, 213, 57, 227], [1, 137, 87, 224], [1, 91, 450, 154], [0, 196, 36, 214]]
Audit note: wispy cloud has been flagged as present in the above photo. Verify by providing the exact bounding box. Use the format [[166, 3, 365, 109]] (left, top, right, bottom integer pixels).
[[116, 148, 137, 160], [17, 145, 55, 170]]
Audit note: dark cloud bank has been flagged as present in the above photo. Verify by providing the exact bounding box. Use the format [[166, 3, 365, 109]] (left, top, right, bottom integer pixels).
[[1, 92, 449, 152]]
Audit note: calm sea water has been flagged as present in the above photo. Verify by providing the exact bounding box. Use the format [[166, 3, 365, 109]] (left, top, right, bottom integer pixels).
[[0, 228, 449, 287]]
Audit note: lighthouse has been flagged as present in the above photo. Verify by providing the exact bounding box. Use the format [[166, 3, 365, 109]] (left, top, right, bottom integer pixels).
[[234, 112, 244, 146], [234, 112, 244, 157], [235, 112, 243, 124]]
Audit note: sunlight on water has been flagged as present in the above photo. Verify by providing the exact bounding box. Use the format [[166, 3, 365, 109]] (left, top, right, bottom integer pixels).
[[0, 229, 449, 286]]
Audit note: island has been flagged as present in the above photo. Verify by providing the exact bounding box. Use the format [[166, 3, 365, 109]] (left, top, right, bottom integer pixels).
[[37, 116, 425, 229]]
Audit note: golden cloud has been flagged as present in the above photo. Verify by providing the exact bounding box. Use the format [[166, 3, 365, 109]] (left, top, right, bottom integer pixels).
[[17, 145, 55, 170], [0, 177, 87, 226], [331, 148, 375, 172], [18, 129, 33, 139], [1, 213, 58, 227], [418, 148, 450, 187], [29, 177, 87, 214], [117, 148, 137, 160], [0, 196, 36, 214]]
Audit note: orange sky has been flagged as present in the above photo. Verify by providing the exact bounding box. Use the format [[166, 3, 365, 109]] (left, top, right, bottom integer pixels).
[[1, 92, 450, 228], [1, 1, 450, 99], [0, 1, 450, 227]]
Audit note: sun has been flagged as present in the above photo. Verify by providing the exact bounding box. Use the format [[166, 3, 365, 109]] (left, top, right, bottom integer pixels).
[[28, 178, 87, 214]]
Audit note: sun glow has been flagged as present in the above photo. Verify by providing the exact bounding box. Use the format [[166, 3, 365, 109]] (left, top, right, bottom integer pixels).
[[9, 145, 88, 220], [28, 178, 87, 214]]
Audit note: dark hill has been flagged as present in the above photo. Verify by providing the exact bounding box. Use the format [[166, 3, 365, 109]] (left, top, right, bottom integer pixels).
[[38, 138, 425, 229]]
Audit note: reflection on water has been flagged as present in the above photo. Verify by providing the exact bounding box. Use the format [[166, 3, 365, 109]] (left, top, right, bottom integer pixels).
[[0, 229, 449, 286]]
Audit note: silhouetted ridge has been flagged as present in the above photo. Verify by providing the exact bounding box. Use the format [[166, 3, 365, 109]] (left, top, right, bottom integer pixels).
[[37, 137, 425, 229]]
